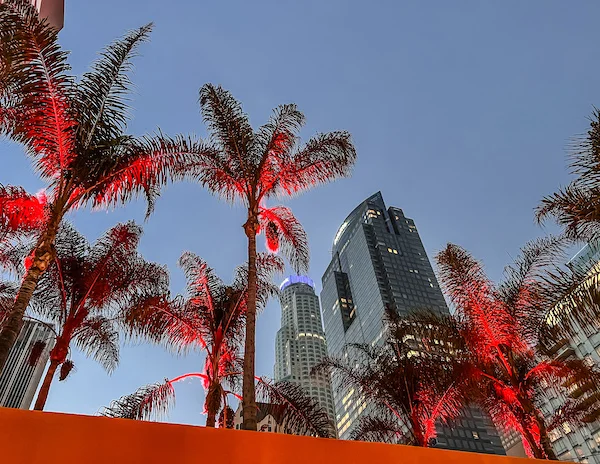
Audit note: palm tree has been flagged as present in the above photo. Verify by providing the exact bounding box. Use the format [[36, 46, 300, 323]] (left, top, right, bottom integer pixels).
[[0, 221, 171, 410], [536, 109, 600, 241], [0, 0, 205, 369], [188, 84, 356, 429], [314, 308, 466, 447], [426, 238, 600, 459], [122, 252, 282, 427], [104, 253, 332, 436]]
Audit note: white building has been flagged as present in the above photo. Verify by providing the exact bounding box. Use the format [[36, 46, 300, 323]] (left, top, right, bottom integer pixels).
[[274, 276, 336, 432], [0, 320, 52, 409], [233, 402, 285, 433]]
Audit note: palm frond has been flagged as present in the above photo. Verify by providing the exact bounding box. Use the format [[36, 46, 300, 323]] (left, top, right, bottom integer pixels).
[[0, 185, 47, 239], [536, 183, 600, 241], [77, 133, 218, 217], [74, 24, 153, 151], [256, 378, 334, 438], [199, 84, 255, 178], [350, 414, 409, 444], [275, 131, 356, 197], [123, 295, 205, 353], [0, 0, 76, 178], [259, 206, 309, 273], [73, 316, 119, 373], [100, 381, 175, 421], [253, 104, 304, 163]]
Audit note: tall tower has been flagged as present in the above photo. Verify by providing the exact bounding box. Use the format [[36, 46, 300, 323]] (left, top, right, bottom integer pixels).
[[0, 320, 52, 409], [274, 276, 336, 429], [321, 192, 504, 454]]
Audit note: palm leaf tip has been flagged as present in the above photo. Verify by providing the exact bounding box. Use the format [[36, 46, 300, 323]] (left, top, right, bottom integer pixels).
[[100, 381, 175, 421]]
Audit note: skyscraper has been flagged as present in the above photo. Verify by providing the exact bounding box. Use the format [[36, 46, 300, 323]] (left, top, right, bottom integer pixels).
[[321, 192, 504, 454], [0, 320, 52, 409], [274, 276, 336, 430]]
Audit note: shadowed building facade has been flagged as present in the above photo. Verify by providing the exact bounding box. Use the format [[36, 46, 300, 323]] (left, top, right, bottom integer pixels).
[[320, 192, 504, 454]]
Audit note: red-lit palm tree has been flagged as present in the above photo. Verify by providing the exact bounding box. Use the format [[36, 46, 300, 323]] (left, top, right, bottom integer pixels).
[[1, 222, 171, 410], [536, 109, 600, 241], [189, 84, 356, 429], [105, 253, 333, 436], [0, 0, 205, 369], [314, 308, 467, 447], [427, 238, 600, 459], [121, 252, 282, 427]]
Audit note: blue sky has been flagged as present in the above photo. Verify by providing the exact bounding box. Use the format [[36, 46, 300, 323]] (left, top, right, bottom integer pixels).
[[3, 0, 599, 425]]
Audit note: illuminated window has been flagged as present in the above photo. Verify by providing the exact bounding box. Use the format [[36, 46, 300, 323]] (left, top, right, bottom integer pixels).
[[472, 432, 479, 439]]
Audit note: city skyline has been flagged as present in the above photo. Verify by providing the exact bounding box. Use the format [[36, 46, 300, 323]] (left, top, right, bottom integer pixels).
[[2, 0, 599, 431]]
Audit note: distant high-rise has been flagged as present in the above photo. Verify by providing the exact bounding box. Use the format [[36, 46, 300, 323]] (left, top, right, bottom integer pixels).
[[274, 276, 336, 431], [0, 320, 52, 409], [321, 192, 504, 454]]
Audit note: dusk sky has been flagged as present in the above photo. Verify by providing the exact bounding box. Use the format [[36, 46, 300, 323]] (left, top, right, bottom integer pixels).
[[3, 0, 599, 426]]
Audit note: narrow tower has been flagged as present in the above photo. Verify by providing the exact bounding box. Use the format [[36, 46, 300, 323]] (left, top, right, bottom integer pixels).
[[274, 276, 336, 430]]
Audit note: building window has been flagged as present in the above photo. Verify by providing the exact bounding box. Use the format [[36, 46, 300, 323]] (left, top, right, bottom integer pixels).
[[472, 432, 479, 439]]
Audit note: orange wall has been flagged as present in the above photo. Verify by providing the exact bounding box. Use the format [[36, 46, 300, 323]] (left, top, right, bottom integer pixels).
[[0, 407, 550, 464]]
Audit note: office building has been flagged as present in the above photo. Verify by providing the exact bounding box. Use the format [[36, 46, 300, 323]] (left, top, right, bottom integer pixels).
[[0, 320, 52, 409], [320, 192, 504, 454], [542, 241, 600, 463], [274, 276, 336, 432]]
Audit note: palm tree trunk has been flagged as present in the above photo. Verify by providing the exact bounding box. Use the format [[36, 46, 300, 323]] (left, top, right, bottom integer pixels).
[[0, 214, 61, 372], [535, 412, 558, 460], [242, 214, 259, 431], [33, 359, 59, 411]]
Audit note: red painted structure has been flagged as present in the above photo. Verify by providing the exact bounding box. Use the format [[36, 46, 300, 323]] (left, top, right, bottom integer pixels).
[[0, 407, 560, 464]]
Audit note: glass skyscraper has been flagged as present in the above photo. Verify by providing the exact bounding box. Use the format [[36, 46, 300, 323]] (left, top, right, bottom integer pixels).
[[320, 192, 504, 454], [274, 276, 336, 432]]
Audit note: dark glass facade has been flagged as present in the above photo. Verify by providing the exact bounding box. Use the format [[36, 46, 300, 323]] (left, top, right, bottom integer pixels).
[[321, 192, 505, 454]]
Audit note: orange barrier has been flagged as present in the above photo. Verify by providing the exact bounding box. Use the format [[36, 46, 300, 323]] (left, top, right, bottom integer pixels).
[[0, 407, 550, 463]]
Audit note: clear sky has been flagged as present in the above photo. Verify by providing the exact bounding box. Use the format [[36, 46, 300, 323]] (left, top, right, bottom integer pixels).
[[3, 0, 599, 426]]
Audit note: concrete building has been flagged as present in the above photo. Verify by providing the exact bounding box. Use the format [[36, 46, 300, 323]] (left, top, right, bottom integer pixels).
[[0, 320, 52, 409], [1, 0, 64, 30], [320, 192, 504, 454], [274, 276, 336, 431]]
